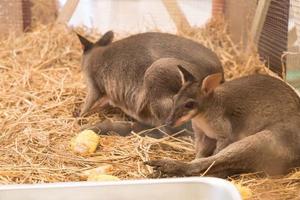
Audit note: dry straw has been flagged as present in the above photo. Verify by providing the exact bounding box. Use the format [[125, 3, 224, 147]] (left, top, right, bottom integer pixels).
[[0, 20, 299, 199]]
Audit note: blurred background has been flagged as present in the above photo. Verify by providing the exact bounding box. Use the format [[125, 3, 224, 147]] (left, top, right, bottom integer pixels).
[[0, 0, 300, 89], [59, 0, 212, 33]]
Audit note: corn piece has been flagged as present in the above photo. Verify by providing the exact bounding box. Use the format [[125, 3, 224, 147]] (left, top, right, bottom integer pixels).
[[87, 174, 120, 182], [82, 165, 114, 178], [234, 183, 252, 199], [70, 130, 100, 156]]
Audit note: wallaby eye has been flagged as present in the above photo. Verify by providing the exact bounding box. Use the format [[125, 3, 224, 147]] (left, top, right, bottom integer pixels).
[[184, 101, 196, 109]]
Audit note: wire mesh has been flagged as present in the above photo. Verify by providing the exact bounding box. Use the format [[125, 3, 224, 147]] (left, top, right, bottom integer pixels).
[[22, 0, 32, 30], [0, 0, 24, 36], [258, 0, 289, 76], [223, 0, 289, 77]]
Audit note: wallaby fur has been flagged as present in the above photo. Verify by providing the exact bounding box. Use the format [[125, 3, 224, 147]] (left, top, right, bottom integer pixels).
[[145, 71, 300, 178], [76, 31, 223, 135]]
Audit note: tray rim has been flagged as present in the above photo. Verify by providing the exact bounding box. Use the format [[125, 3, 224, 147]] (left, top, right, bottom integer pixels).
[[0, 177, 241, 199]]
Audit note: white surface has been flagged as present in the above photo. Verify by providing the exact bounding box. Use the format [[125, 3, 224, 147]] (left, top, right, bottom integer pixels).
[[0, 177, 241, 200], [59, 0, 212, 33]]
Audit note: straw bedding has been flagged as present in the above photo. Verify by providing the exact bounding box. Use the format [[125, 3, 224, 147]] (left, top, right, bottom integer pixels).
[[0, 20, 299, 200]]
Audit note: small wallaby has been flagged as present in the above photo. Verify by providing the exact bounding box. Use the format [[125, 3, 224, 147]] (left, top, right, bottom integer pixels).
[[145, 67, 300, 178], [76, 31, 223, 136]]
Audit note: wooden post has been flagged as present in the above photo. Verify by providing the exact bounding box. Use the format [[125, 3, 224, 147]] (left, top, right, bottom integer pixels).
[[56, 0, 79, 24], [288, 27, 297, 48], [212, 0, 225, 17], [250, 0, 272, 45], [287, 0, 300, 70], [224, 0, 257, 46], [161, 0, 191, 31]]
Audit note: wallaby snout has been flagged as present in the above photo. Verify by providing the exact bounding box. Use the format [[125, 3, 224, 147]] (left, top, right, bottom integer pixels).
[[166, 109, 198, 128]]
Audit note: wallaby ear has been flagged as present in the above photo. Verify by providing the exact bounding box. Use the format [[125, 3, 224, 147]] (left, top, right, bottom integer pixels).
[[201, 73, 223, 94], [177, 65, 196, 85], [76, 33, 93, 52], [95, 31, 114, 46]]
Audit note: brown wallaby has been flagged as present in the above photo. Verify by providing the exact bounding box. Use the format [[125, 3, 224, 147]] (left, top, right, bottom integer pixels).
[[145, 67, 300, 178], [76, 31, 223, 136]]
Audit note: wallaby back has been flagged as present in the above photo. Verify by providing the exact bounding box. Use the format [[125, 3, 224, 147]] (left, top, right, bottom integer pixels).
[[146, 73, 300, 177], [211, 74, 300, 137]]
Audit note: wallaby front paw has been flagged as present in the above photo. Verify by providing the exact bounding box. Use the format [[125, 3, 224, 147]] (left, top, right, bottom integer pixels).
[[80, 125, 98, 133], [72, 107, 81, 118], [144, 159, 191, 177]]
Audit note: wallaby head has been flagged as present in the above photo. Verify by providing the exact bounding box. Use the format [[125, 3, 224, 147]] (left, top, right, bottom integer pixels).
[[167, 65, 223, 127], [77, 31, 114, 69]]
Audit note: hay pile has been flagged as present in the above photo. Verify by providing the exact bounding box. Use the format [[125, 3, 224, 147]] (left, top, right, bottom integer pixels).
[[0, 21, 299, 200]]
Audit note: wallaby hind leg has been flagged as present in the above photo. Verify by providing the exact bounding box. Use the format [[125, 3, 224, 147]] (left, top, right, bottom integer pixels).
[[145, 130, 299, 178], [82, 120, 193, 138]]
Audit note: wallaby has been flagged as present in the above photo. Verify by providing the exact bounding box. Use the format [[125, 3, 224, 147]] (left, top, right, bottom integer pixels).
[[145, 67, 300, 178], [76, 31, 223, 136]]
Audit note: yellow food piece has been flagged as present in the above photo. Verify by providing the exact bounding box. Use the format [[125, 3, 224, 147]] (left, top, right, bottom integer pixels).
[[234, 183, 252, 199], [82, 165, 114, 178], [87, 174, 120, 182], [70, 130, 100, 156]]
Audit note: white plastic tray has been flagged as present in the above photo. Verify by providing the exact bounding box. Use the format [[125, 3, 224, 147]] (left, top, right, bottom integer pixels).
[[0, 177, 241, 200]]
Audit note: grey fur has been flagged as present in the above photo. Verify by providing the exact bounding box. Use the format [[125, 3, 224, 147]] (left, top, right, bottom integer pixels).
[[146, 74, 300, 177], [77, 31, 223, 135]]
